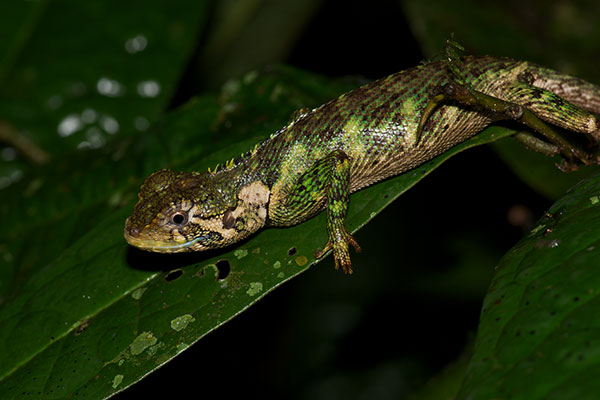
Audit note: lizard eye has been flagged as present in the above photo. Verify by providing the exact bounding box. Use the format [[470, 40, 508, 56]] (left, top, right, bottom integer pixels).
[[170, 211, 188, 226]]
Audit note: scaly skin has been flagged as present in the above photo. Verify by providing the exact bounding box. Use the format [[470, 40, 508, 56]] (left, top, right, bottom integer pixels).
[[124, 55, 600, 273]]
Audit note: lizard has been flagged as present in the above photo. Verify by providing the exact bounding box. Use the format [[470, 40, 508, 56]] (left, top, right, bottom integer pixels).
[[124, 46, 600, 274]]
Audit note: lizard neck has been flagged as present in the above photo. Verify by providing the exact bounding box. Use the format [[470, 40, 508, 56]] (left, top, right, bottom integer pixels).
[[207, 163, 272, 235]]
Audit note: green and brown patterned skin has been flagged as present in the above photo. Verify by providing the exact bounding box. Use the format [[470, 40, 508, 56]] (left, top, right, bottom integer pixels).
[[124, 55, 600, 273]]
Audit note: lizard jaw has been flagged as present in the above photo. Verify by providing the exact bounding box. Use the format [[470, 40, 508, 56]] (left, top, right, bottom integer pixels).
[[123, 229, 200, 253]]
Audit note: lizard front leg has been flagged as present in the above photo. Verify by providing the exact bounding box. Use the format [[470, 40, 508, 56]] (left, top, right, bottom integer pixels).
[[269, 150, 361, 273], [313, 150, 361, 274]]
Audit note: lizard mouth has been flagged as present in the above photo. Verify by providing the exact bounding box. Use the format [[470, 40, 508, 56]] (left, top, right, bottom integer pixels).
[[123, 228, 200, 253]]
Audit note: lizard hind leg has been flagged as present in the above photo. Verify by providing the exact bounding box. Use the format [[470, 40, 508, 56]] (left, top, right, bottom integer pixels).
[[426, 77, 600, 168], [505, 80, 600, 142], [503, 79, 600, 169], [418, 43, 600, 167]]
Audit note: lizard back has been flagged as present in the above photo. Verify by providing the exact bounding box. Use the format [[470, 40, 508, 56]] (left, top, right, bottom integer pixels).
[[249, 56, 523, 196]]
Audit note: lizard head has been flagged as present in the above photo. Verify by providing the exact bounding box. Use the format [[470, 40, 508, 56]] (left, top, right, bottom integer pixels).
[[124, 169, 270, 253]]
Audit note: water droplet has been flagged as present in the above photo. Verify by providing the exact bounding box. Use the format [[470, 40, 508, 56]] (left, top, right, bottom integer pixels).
[[134, 116, 150, 131], [136, 80, 161, 98], [58, 114, 83, 137], [1, 147, 17, 161], [85, 127, 105, 148], [100, 116, 119, 134], [80, 108, 97, 124], [124, 34, 148, 54], [77, 141, 91, 150], [0, 169, 22, 189], [97, 77, 124, 97]]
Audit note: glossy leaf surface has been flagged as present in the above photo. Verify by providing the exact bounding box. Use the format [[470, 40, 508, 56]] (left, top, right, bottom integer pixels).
[[458, 171, 600, 399], [0, 64, 514, 396]]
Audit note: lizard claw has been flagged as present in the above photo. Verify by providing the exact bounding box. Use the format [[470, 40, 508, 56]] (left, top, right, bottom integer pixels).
[[314, 231, 361, 274]]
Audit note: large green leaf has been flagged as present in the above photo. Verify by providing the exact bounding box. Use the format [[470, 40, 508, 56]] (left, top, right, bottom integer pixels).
[[0, 64, 361, 303], [0, 0, 209, 166], [0, 64, 515, 397], [458, 171, 600, 399], [5, 1, 597, 397]]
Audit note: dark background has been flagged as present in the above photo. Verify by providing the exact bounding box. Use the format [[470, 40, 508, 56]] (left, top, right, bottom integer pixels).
[[118, 1, 549, 399]]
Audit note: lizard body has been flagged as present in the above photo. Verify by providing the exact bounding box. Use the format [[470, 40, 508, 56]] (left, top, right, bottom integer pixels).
[[124, 54, 600, 273]]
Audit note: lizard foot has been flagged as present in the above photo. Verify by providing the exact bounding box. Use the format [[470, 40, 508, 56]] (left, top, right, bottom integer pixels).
[[314, 230, 362, 274]]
